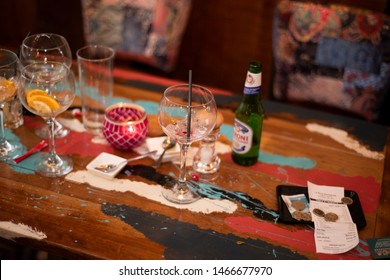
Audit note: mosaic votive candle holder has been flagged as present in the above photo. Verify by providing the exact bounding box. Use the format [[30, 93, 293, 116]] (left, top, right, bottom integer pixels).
[[103, 103, 148, 150]]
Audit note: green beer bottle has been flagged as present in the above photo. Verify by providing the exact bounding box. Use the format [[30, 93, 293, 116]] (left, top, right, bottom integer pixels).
[[232, 61, 264, 166]]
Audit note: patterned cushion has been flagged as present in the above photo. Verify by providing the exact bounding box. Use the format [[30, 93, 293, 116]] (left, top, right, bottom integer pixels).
[[81, 0, 192, 72], [272, 0, 390, 121]]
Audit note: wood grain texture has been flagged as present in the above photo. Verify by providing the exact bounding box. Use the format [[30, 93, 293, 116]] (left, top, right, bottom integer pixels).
[[0, 77, 389, 259]]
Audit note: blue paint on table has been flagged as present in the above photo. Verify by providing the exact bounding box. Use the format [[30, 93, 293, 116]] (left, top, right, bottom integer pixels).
[[101, 203, 306, 260], [123, 165, 280, 222], [220, 124, 316, 169]]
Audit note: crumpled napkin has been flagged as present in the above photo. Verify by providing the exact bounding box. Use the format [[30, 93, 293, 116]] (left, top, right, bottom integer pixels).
[[133, 136, 231, 165], [133, 136, 181, 163]]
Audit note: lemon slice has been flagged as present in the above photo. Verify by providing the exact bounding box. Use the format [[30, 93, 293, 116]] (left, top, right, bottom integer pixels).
[[28, 95, 60, 114]]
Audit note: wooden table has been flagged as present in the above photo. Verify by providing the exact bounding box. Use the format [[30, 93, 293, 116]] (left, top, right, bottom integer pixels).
[[1, 70, 389, 260]]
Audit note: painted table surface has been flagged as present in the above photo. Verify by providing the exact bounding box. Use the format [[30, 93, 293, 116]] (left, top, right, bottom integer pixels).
[[0, 73, 389, 260]]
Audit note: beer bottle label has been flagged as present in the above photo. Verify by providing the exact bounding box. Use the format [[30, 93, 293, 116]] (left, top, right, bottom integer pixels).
[[232, 118, 253, 154], [243, 72, 261, 94]]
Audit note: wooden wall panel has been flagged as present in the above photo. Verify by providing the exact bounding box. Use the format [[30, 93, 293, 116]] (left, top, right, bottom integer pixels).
[[172, 0, 389, 96], [0, 0, 388, 97]]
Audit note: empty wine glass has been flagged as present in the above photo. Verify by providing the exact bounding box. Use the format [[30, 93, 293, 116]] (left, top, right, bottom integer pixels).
[[157, 84, 217, 204], [19, 62, 75, 177], [20, 33, 72, 138], [0, 49, 23, 162]]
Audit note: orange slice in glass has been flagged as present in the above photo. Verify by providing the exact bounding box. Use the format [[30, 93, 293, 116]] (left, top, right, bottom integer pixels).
[[26, 89, 48, 99], [29, 100, 53, 114], [28, 95, 60, 114], [0, 78, 16, 101]]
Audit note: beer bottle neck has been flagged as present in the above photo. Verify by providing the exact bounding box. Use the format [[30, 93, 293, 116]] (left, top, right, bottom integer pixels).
[[243, 71, 261, 95]]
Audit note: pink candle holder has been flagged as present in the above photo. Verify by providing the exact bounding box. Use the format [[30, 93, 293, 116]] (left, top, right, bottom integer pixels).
[[103, 103, 148, 150]]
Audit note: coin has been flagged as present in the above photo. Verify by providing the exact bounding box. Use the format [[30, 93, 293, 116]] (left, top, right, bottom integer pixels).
[[341, 196, 353, 205], [292, 211, 304, 220], [292, 211, 311, 221], [291, 200, 306, 211], [301, 212, 312, 221], [313, 208, 325, 217], [324, 212, 339, 222]]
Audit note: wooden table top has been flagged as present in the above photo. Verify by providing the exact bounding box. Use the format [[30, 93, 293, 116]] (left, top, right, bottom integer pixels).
[[1, 71, 389, 260]]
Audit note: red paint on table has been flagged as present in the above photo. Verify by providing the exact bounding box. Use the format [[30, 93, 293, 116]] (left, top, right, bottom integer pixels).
[[225, 216, 371, 260], [222, 154, 381, 214], [221, 154, 377, 259], [23, 116, 117, 157], [55, 131, 117, 157], [258, 163, 380, 214]]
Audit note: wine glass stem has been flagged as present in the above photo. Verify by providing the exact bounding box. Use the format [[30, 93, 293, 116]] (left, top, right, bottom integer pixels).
[[0, 107, 7, 146], [178, 143, 190, 186], [46, 118, 59, 164]]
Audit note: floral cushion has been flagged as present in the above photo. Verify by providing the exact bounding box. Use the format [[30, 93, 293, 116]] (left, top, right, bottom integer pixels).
[[81, 0, 192, 72], [273, 0, 390, 121]]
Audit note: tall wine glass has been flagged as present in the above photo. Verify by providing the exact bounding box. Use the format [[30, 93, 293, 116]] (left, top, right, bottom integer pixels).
[[19, 62, 75, 177], [157, 84, 217, 204], [20, 33, 72, 138], [0, 49, 23, 162]]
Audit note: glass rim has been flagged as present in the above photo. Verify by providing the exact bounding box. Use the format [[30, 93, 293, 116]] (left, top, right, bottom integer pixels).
[[104, 103, 147, 125], [0, 49, 19, 69], [163, 83, 215, 107], [76, 45, 115, 62], [22, 33, 70, 52]]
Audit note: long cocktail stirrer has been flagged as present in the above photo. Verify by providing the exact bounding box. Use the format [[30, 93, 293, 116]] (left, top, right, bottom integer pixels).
[[187, 70, 192, 142]]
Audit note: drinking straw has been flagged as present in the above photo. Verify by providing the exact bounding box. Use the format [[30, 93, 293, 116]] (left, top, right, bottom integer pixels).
[[187, 70, 192, 142]]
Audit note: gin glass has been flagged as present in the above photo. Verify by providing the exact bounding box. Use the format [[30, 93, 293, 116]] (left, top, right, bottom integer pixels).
[[192, 110, 224, 180], [0, 49, 23, 162], [192, 127, 221, 179], [157, 84, 217, 204], [20, 33, 72, 138], [19, 62, 75, 177]]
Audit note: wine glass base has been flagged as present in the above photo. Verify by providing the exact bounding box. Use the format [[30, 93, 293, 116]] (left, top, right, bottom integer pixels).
[[161, 183, 200, 204], [35, 125, 70, 139], [0, 141, 24, 163], [35, 154, 73, 177]]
